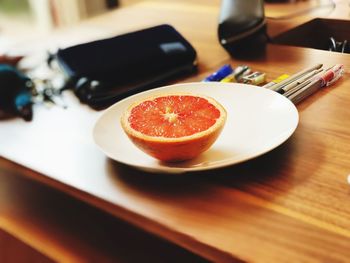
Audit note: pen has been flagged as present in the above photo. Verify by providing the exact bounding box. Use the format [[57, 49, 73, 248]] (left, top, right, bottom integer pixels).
[[283, 69, 325, 97], [203, 64, 233, 82], [268, 63, 323, 91], [220, 65, 250, 83], [287, 64, 344, 104], [262, 74, 289, 89], [278, 68, 323, 94]]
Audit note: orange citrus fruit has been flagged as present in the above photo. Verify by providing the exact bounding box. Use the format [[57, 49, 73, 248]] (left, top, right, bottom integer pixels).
[[121, 93, 227, 162]]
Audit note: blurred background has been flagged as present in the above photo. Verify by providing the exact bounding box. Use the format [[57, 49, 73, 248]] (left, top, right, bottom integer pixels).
[[0, 0, 221, 52], [0, 0, 120, 35], [0, 0, 338, 54], [0, 0, 133, 55]]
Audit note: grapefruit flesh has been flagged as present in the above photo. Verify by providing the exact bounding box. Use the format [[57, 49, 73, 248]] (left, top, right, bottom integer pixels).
[[121, 94, 227, 162]]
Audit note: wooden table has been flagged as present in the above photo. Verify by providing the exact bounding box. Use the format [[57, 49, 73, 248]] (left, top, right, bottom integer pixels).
[[1, 1, 350, 262]]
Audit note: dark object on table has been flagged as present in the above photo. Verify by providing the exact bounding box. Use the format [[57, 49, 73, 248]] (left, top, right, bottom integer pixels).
[[55, 24, 197, 109], [0, 64, 33, 121], [218, 0, 268, 58]]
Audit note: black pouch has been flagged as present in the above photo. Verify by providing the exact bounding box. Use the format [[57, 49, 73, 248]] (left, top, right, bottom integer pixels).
[[56, 24, 197, 109]]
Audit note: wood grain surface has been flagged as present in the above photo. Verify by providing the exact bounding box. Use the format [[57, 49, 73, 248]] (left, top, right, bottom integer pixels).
[[0, 170, 209, 263], [1, 1, 350, 262]]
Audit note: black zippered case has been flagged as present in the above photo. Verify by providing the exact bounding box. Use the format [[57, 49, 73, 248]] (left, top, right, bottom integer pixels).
[[56, 24, 197, 108]]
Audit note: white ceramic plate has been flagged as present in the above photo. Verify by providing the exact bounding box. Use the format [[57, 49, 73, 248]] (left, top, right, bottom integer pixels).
[[93, 82, 298, 173]]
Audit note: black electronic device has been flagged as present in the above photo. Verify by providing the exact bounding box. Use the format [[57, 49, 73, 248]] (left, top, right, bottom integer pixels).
[[218, 0, 268, 57], [56, 24, 197, 108]]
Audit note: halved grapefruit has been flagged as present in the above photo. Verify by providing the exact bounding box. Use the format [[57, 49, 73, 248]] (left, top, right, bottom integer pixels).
[[121, 93, 227, 162]]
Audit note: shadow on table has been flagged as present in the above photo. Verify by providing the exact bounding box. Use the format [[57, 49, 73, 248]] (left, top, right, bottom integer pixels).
[[108, 133, 323, 199]]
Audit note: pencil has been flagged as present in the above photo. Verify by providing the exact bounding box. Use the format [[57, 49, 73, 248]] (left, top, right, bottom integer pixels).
[[287, 78, 322, 104], [268, 63, 323, 91], [278, 68, 324, 94]]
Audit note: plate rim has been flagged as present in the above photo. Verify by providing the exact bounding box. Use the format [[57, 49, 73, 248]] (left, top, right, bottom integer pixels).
[[93, 82, 299, 174]]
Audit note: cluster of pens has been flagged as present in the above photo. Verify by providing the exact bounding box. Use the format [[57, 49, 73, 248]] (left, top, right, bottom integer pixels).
[[263, 64, 344, 104], [203, 63, 344, 105], [203, 64, 266, 85]]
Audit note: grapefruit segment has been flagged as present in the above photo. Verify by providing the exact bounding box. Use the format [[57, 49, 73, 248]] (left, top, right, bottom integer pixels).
[[121, 93, 227, 162]]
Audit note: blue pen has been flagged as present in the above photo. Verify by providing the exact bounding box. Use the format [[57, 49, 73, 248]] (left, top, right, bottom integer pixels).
[[203, 64, 233, 82]]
